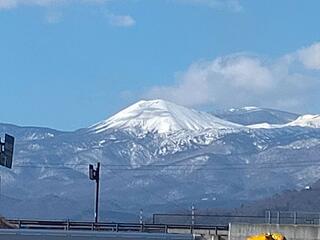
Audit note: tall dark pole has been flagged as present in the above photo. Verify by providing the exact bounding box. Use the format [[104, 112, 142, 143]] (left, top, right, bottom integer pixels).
[[95, 162, 100, 223], [89, 162, 100, 223]]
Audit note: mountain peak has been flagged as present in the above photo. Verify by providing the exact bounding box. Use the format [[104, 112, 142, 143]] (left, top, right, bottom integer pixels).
[[287, 114, 320, 128], [90, 99, 240, 134]]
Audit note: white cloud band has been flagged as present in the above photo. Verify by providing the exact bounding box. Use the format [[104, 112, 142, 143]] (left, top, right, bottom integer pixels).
[[298, 42, 320, 70], [146, 42, 320, 112]]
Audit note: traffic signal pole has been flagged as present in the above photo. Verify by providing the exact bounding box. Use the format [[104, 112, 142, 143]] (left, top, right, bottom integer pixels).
[[89, 162, 100, 223], [95, 162, 100, 223], [0, 134, 15, 169]]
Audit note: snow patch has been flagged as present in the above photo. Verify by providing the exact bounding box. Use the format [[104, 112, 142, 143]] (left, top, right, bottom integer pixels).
[[247, 123, 280, 129], [242, 106, 259, 111]]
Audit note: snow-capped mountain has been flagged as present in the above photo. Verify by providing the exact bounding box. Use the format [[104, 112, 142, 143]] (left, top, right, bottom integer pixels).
[[247, 114, 320, 129], [90, 99, 240, 134], [287, 114, 320, 128], [214, 106, 299, 125], [1, 99, 320, 221]]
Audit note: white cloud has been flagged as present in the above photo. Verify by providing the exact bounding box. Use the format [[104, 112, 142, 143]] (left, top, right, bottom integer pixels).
[[297, 42, 320, 70], [0, 0, 110, 9], [0, 0, 135, 27], [106, 13, 136, 27], [0, 0, 17, 9], [0, 0, 66, 9], [145, 42, 320, 112]]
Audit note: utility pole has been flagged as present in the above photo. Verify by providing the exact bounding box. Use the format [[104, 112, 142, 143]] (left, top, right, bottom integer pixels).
[[89, 162, 100, 223]]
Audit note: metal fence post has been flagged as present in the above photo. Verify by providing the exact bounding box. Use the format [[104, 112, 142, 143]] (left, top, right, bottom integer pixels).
[[266, 210, 271, 224], [66, 219, 70, 230], [139, 209, 143, 224], [293, 212, 297, 225], [277, 211, 280, 224]]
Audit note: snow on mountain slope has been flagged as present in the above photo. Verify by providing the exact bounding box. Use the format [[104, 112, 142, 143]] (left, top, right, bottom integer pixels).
[[2, 104, 320, 219], [215, 106, 299, 125], [229, 106, 260, 112], [247, 123, 280, 129], [90, 99, 241, 134], [286, 114, 320, 128], [247, 115, 320, 129]]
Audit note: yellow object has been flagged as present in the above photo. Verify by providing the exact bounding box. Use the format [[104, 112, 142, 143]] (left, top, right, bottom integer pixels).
[[247, 233, 286, 240], [271, 233, 286, 240]]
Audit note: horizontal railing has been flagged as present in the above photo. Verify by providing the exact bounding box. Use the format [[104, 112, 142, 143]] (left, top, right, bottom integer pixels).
[[7, 219, 228, 234], [153, 211, 320, 226]]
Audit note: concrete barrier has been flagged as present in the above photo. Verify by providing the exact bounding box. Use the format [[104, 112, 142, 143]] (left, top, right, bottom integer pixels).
[[229, 223, 320, 240], [0, 229, 194, 240]]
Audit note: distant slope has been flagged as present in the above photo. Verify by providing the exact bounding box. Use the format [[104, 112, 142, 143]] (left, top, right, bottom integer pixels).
[[214, 107, 299, 125], [0, 123, 66, 141], [236, 179, 320, 215]]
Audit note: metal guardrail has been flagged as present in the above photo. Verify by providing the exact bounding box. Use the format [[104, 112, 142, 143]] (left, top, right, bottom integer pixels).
[[265, 211, 320, 225], [7, 219, 229, 234], [7, 211, 319, 233], [153, 211, 320, 226], [153, 213, 267, 225]]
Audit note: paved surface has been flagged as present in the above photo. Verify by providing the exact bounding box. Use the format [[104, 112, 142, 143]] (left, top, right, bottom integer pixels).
[[0, 229, 194, 240]]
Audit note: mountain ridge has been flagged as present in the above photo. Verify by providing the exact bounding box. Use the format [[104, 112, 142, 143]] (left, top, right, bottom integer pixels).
[[214, 106, 299, 126], [90, 99, 241, 134], [1, 99, 320, 220]]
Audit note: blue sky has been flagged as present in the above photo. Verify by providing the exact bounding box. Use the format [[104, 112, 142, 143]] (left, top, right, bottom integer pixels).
[[1, 0, 320, 130]]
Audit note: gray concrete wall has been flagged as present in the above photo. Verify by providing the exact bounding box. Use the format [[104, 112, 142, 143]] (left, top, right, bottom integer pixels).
[[229, 223, 320, 240], [0, 229, 194, 240]]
